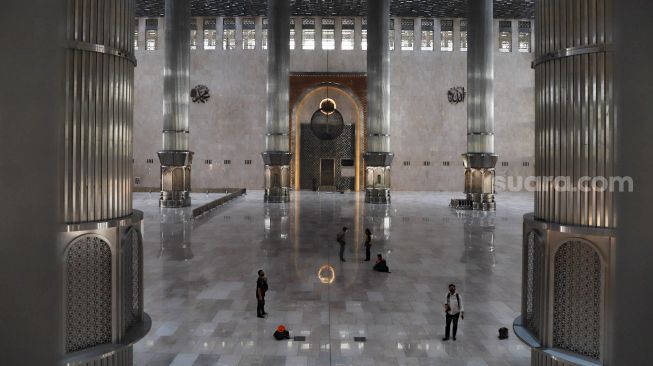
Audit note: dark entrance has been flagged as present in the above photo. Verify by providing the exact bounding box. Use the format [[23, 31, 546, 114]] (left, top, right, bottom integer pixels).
[[300, 124, 355, 191], [320, 159, 335, 188]]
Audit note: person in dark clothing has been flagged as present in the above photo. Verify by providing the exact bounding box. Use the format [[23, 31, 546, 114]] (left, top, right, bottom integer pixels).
[[256, 269, 268, 318], [273, 325, 291, 340], [442, 284, 464, 341], [363, 228, 372, 261], [336, 227, 348, 262], [373, 253, 390, 272]]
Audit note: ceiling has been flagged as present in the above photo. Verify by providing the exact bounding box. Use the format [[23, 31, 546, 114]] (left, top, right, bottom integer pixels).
[[136, 0, 534, 19]]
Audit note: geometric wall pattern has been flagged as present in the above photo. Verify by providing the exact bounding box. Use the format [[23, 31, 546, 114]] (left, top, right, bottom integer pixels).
[[300, 123, 356, 191], [524, 231, 543, 340], [65, 236, 113, 353], [122, 228, 142, 333], [136, 0, 535, 19], [553, 241, 602, 360]]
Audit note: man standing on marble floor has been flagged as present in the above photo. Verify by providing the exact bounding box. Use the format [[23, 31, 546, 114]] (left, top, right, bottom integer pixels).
[[256, 269, 268, 318], [443, 284, 464, 341], [337, 226, 348, 262], [363, 228, 372, 261]]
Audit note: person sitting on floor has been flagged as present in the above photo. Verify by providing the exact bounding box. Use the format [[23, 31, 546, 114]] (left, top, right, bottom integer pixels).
[[273, 325, 291, 340], [373, 254, 390, 273]]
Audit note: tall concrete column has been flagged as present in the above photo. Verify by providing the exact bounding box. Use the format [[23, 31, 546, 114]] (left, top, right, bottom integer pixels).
[[514, 1, 615, 365], [262, 0, 292, 203], [158, 0, 194, 207], [59, 0, 151, 364], [462, 0, 497, 210], [365, 0, 394, 204]]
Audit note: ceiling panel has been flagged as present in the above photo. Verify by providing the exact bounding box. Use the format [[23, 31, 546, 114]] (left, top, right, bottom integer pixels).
[[136, 0, 534, 19]]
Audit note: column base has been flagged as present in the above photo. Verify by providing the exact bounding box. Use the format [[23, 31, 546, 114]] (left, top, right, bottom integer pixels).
[[364, 152, 393, 205], [262, 152, 292, 204], [63, 314, 152, 366], [160, 190, 191, 208], [461, 153, 498, 211], [365, 188, 391, 204], [516, 214, 615, 365], [60, 212, 150, 366], [264, 187, 290, 203], [466, 193, 496, 211], [158, 150, 194, 208]]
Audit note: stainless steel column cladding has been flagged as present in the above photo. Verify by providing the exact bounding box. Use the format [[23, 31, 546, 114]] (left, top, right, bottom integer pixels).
[[262, 0, 292, 203], [61, 0, 150, 365], [514, 1, 615, 365], [462, 0, 498, 211], [365, 0, 394, 204], [158, 0, 194, 208], [533, 0, 615, 228]]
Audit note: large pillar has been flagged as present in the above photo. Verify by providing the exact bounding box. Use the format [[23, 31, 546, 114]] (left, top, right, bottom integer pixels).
[[514, 1, 615, 365], [611, 1, 653, 364], [462, 0, 497, 211], [60, 0, 151, 365], [365, 0, 394, 204], [262, 0, 292, 203], [158, 0, 194, 207], [0, 1, 65, 364]]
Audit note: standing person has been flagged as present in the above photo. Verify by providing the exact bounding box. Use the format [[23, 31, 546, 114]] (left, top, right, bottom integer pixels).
[[256, 270, 268, 318], [363, 228, 372, 261], [337, 227, 348, 262], [442, 284, 464, 341]]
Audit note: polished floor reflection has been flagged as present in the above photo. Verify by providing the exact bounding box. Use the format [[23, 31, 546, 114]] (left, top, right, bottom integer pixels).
[[134, 191, 533, 366]]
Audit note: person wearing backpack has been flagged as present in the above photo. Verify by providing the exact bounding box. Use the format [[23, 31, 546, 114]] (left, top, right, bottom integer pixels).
[[256, 269, 268, 318], [442, 283, 464, 341]]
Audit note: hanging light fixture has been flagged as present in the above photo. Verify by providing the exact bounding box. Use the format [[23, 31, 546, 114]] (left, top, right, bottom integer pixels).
[[310, 43, 344, 140]]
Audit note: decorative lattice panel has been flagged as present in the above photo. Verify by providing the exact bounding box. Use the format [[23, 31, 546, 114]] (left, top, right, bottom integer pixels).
[[65, 236, 112, 353], [123, 228, 141, 332], [300, 124, 355, 191], [524, 231, 543, 340], [553, 241, 602, 360]]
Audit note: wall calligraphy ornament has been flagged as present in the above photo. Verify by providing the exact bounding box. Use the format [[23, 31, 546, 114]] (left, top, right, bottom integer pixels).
[[190, 85, 210, 103], [447, 86, 466, 104]]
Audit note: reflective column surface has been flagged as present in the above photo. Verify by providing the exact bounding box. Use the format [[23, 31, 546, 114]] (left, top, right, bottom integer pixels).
[[133, 191, 532, 366]]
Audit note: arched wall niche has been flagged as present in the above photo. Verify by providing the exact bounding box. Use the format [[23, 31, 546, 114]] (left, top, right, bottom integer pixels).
[[289, 73, 367, 191]]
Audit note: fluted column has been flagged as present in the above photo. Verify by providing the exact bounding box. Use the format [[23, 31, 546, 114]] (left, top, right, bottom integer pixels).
[[158, 0, 194, 207], [60, 0, 150, 365], [462, 0, 497, 210], [365, 0, 394, 204], [515, 1, 615, 365], [262, 0, 292, 203]]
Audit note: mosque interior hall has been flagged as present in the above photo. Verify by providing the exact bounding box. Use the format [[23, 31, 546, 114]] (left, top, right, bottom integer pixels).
[[1, 0, 653, 366]]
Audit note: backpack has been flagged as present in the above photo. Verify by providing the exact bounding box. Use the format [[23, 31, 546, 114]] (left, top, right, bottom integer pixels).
[[446, 293, 460, 313]]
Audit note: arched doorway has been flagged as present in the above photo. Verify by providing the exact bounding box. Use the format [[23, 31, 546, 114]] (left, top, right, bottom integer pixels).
[[289, 73, 367, 192]]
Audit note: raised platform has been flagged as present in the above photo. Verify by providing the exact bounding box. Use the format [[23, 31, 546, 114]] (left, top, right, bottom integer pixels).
[[133, 189, 246, 219], [191, 189, 246, 218]]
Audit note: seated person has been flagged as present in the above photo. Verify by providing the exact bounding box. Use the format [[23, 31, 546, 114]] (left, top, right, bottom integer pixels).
[[273, 325, 291, 340], [373, 254, 390, 273]]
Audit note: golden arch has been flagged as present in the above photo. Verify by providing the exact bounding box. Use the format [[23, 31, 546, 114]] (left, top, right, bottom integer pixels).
[[290, 83, 365, 192]]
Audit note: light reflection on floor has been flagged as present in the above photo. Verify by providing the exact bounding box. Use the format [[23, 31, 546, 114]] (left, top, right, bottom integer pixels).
[[133, 191, 533, 366]]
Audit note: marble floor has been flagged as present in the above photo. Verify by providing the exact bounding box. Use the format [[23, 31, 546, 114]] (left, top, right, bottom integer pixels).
[[133, 191, 534, 366]]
